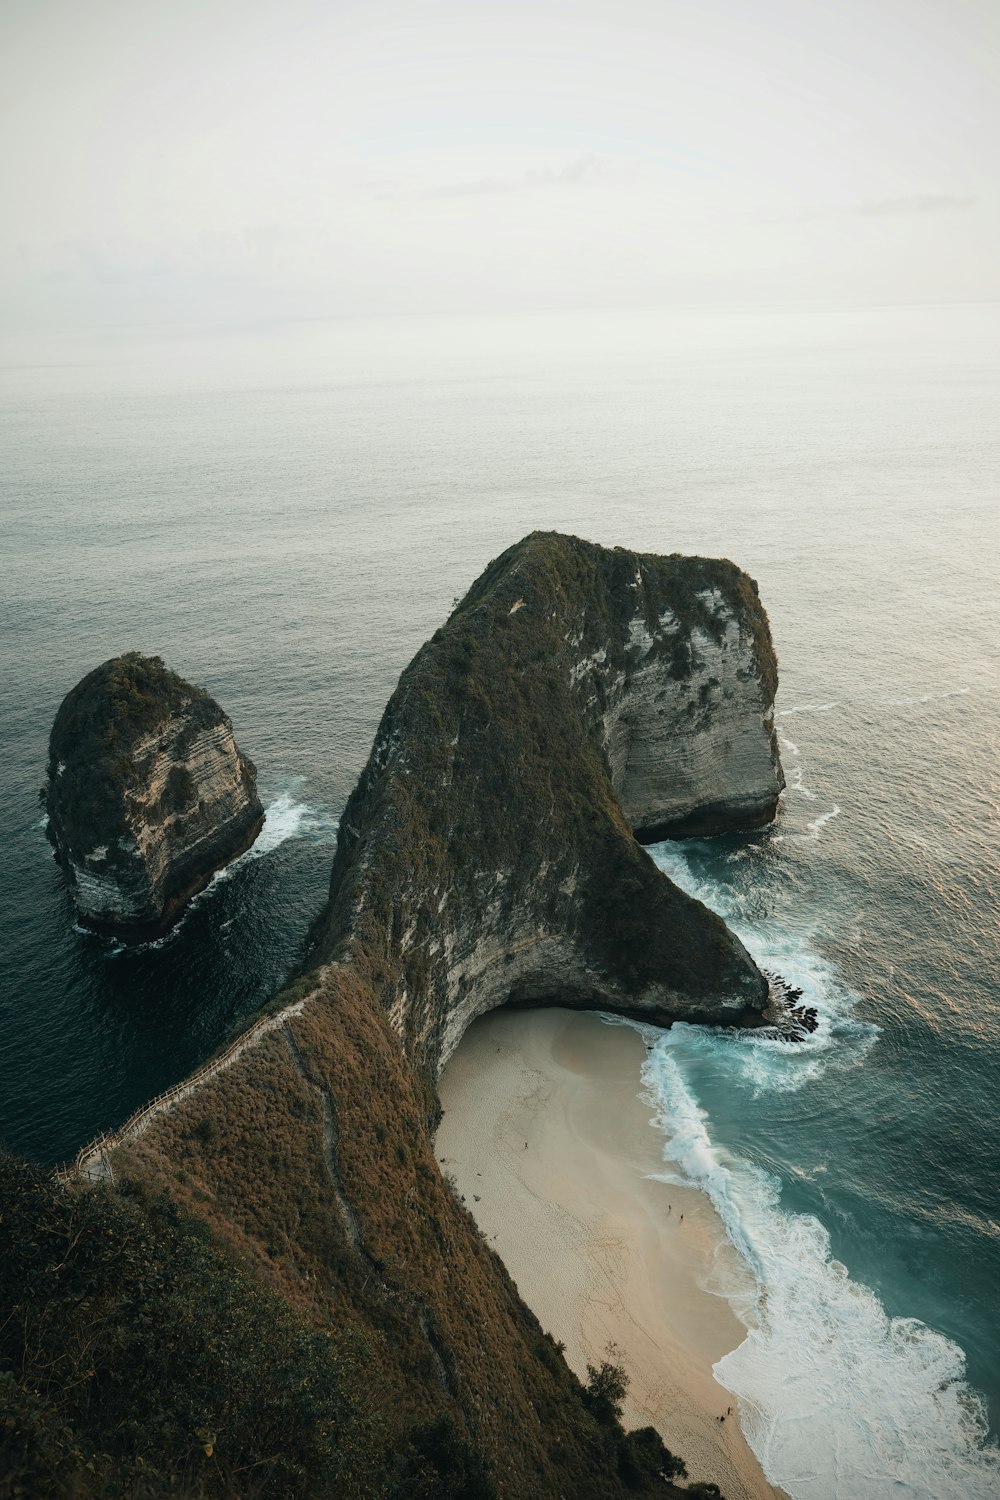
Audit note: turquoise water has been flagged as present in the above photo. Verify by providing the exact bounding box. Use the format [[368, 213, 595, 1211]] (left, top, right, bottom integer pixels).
[[1, 304, 997, 1495]]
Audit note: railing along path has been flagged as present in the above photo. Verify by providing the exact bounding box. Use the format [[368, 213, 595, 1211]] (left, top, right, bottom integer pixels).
[[56, 995, 311, 1184]]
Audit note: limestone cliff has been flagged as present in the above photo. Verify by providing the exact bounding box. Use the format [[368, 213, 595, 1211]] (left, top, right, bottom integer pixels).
[[37, 537, 789, 1499], [309, 532, 784, 1072], [46, 653, 264, 939]]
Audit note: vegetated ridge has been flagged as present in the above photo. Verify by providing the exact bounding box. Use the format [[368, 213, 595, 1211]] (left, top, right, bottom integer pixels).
[[45, 652, 264, 939], [309, 530, 785, 1071], [4, 534, 784, 1499]]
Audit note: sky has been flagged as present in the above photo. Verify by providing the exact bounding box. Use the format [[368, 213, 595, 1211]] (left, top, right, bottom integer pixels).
[[1, 0, 998, 330]]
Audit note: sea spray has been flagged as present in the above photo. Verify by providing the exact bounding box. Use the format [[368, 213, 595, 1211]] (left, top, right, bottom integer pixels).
[[87, 789, 338, 953], [650, 839, 877, 1095], [222, 788, 339, 866], [643, 1036, 1000, 1500], [641, 840, 1000, 1497]]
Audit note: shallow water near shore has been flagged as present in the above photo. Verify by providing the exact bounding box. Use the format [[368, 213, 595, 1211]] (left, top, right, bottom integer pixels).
[[1, 302, 998, 1494], [645, 837, 1000, 1499]]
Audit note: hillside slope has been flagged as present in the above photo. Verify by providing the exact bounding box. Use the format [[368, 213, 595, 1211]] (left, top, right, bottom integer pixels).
[[5, 534, 785, 1498]]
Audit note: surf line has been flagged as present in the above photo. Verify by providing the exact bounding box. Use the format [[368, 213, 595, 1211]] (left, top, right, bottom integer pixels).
[[806, 804, 840, 838], [775, 701, 840, 718]]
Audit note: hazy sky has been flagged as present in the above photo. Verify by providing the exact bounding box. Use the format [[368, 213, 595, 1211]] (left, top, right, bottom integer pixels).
[[2, 0, 998, 329]]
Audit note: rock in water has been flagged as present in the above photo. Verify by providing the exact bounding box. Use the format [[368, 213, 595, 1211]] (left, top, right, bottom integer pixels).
[[309, 531, 785, 1072], [45, 653, 264, 940]]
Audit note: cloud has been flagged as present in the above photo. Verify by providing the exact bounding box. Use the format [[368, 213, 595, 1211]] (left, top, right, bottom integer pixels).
[[374, 154, 615, 203], [856, 194, 977, 217]]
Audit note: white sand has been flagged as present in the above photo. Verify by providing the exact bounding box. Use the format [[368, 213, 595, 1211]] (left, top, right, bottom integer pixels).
[[437, 1007, 786, 1500]]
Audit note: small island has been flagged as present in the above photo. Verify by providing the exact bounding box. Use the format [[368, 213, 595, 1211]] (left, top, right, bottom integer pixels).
[[45, 652, 264, 940]]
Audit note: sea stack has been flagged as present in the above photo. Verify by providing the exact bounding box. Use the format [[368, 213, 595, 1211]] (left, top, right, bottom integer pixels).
[[45, 653, 264, 940], [309, 531, 785, 1071]]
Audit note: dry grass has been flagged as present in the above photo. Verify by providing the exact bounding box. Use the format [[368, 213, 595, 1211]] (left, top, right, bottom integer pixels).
[[14, 534, 772, 1497], [114, 964, 690, 1498]]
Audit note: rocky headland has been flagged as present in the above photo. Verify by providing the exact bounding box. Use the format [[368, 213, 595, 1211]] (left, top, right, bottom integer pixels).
[[45, 652, 264, 940], [309, 531, 786, 1070], [10, 537, 791, 1499]]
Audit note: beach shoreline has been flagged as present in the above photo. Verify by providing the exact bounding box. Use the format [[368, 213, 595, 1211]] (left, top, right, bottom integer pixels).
[[436, 1006, 787, 1500]]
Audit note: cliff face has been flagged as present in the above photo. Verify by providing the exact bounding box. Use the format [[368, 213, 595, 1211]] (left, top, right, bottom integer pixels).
[[310, 532, 783, 1072], [601, 583, 783, 839], [46, 653, 264, 939], [36, 536, 788, 1499], [108, 967, 698, 1500]]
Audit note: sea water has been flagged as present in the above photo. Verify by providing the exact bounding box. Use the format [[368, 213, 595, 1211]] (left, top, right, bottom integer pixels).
[[1, 303, 997, 1494], [646, 832, 1000, 1498]]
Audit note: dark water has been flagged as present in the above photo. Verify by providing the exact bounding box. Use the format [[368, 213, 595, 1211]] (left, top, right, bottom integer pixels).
[[1, 305, 997, 1496]]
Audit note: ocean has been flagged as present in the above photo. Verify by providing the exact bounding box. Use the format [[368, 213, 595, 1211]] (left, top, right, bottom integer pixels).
[[1, 302, 997, 1498]]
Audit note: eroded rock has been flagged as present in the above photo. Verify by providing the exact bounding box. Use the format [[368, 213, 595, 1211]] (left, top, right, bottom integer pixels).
[[308, 531, 785, 1072], [46, 653, 264, 939]]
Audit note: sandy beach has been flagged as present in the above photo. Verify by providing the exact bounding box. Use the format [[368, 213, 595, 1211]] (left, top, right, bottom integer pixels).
[[436, 1007, 786, 1500]]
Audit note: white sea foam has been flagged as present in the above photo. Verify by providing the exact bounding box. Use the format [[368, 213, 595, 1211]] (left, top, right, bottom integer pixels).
[[650, 840, 877, 1094], [775, 701, 841, 718], [776, 727, 821, 806], [642, 844, 1000, 1498], [776, 688, 971, 720], [784, 767, 817, 802], [806, 803, 841, 839], [884, 688, 972, 708], [92, 791, 338, 953], [199, 789, 339, 892], [643, 1041, 1000, 1500]]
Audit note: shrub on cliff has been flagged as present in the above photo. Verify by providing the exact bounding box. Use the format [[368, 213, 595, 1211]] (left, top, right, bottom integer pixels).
[[618, 1426, 688, 1487], [45, 652, 222, 851], [0, 1154, 377, 1499], [389, 1413, 499, 1499], [584, 1357, 630, 1425]]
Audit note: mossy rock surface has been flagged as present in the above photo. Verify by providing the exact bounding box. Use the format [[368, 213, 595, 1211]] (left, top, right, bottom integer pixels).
[[47, 653, 217, 851], [309, 531, 782, 1071], [45, 652, 263, 938]]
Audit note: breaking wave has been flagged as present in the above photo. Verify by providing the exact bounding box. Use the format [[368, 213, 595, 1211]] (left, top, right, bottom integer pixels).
[[642, 844, 1000, 1498], [94, 789, 338, 954]]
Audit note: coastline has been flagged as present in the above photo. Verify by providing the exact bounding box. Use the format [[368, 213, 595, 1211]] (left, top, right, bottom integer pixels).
[[436, 1007, 787, 1500]]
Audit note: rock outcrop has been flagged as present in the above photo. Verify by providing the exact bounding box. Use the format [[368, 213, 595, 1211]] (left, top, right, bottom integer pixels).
[[42, 536, 788, 1500], [46, 653, 264, 939], [309, 531, 784, 1072]]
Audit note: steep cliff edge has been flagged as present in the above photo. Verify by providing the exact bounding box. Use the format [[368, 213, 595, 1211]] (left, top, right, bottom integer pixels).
[[46, 652, 264, 939], [309, 532, 784, 1072], [21, 538, 789, 1498]]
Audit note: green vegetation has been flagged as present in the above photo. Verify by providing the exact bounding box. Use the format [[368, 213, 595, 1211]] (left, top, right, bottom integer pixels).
[[582, 1358, 689, 1489], [20, 536, 767, 1496], [312, 530, 775, 1065], [43, 651, 263, 937], [0, 1154, 376, 1499], [101, 967, 718, 1498], [164, 763, 196, 813], [392, 1415, 499, 1499], [45, 652, 219, 858]]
